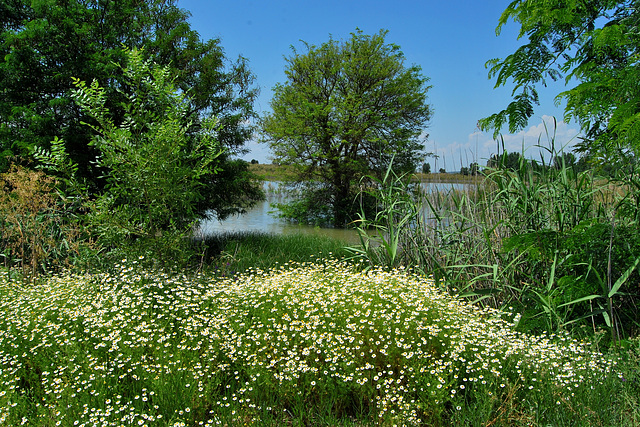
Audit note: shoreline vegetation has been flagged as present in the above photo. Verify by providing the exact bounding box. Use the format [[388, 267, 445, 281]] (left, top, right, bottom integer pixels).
[[248, 163, 480, 184], [2, 154, 640, 425], [2, 173, 640, 425], [3, 0, 640, 424]]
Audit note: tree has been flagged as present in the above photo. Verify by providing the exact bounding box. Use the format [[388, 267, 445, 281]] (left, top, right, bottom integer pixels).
[[261, 29, 432, 227], [422, 162, 431, 174], [34, 48, 226, 258], [479, 0, 640, 163], [0, 0, 262, 219], [487, 151, 525, 171]]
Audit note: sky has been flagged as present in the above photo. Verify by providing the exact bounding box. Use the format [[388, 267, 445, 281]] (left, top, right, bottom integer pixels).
[[178, 0, 582, 172]]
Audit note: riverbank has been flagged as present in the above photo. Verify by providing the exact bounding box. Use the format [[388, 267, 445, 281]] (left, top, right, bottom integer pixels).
[[248, 163, 481, 184], [1, 230, 639, 425]]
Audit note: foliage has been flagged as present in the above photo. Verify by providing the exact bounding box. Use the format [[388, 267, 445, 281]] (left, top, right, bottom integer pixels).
[[54, 47, 227, 263], [469, 162, 479, 176], [198, 231, 352, 277], [479, 0, 640, 163], [271, 182, 336, 226], [486, 151, 525, 171], [353, 125, 640, 339], [261, 29, 432, 227], [0, 0, 262, 218], [0, 261, 622, 426], [0, 165, 98, 279], [348, 162, 429, 271]]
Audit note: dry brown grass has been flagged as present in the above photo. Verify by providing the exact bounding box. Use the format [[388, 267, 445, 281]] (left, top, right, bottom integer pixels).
[[248, 163, 297, 181], [0, 165, 95, 279]]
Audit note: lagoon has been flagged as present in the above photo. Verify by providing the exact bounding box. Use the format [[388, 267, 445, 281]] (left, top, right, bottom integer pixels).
[[197, 180, 471, 243]]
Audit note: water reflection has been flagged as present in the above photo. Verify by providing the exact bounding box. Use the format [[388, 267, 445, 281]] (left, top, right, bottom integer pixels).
[[198, 198, 361, 243], [197, 180, 471, 244]]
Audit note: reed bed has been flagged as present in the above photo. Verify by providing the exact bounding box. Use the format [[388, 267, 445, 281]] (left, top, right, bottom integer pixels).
[[351, 154, 640, 340]]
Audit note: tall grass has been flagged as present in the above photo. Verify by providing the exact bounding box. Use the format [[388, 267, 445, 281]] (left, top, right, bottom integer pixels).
[[351, 144, 640, 341], [194, 231, 352, 276], [0, 165, 99, 280]]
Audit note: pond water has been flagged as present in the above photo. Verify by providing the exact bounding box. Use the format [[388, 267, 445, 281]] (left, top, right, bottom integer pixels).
[[197, 181, 471, 243]]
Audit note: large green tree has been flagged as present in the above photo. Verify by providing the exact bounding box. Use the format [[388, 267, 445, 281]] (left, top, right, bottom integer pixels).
[[479, 0, 640, 163], [0, 0, 262, 218], [261, 29, 432, 227]]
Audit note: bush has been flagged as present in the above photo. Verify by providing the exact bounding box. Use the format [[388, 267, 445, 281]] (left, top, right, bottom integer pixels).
[[35, 47, 227, 267], [0, 165, 97, 279]]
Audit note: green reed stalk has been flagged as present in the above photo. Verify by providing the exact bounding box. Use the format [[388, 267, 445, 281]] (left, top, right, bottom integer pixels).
[[352, 130, 640, 338]]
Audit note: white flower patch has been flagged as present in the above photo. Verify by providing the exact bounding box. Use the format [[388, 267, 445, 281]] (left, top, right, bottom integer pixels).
[[0, 261, 617, 426]]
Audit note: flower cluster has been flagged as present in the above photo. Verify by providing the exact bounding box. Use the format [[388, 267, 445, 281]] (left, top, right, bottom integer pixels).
[[0, 260, 616, 425]]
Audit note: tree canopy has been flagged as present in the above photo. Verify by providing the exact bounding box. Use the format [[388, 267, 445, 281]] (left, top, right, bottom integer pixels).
[[0, 0, 262, 219], [69, 48, 223, 242], [479, 0, 640, 163], [261, 29, 432, 227]]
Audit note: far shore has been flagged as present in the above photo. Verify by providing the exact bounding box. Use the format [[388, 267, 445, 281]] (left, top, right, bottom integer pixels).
[[248, 163, 482, 184]]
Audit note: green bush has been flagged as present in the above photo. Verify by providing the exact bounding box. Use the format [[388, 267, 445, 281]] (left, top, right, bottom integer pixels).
[[36, 47, 225, 267]]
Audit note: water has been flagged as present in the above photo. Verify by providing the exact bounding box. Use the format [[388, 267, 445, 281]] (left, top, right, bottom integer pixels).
[[198, 197, 362, 243], [197, 180, 471, 243]]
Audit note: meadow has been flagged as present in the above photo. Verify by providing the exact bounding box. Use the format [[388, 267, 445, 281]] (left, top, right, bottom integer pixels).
[[1, 257, 637, 426], [3, 148, 640, 425], [247, 163, 478, 185]]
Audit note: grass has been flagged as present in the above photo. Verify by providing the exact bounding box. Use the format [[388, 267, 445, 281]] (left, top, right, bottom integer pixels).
[[3, 148, 640, 425], [194, 231, 353, 276], [353, 150, 640, 339], [248, 163, 297, 181], [1, 258, 635, 426], [413, 172, 482, 184], [248, 162, 481, 184]]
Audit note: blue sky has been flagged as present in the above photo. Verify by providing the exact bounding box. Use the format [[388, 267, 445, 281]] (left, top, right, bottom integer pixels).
[[178, 0, 581, 171]]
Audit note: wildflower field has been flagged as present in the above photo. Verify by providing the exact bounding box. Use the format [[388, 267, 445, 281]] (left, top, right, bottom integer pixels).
[[0, 259, 628, 426]]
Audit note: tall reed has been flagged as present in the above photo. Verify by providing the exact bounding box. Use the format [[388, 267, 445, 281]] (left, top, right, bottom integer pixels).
[[352, 143, 640, 340], [0, 165, 98, 280]]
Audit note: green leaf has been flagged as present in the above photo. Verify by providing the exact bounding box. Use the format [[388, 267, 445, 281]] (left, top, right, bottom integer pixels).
[[608, 255, 640, 299]]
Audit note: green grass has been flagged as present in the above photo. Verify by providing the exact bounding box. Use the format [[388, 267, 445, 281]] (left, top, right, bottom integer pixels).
[[0, 259, 635, 426], [247, 163, 481, 185], [194, 231, 353, 276], [3, 147, 640, 425], [247, 163, 297, 181], [352, 149, 640, 341]]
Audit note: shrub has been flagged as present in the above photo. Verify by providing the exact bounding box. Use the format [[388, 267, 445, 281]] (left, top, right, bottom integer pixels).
[[35, 47, 227, 267], [0, 165, 96, 279]]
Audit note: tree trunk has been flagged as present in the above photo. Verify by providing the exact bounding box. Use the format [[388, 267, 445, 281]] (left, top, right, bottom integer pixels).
[[332, 171, 352, 228]]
